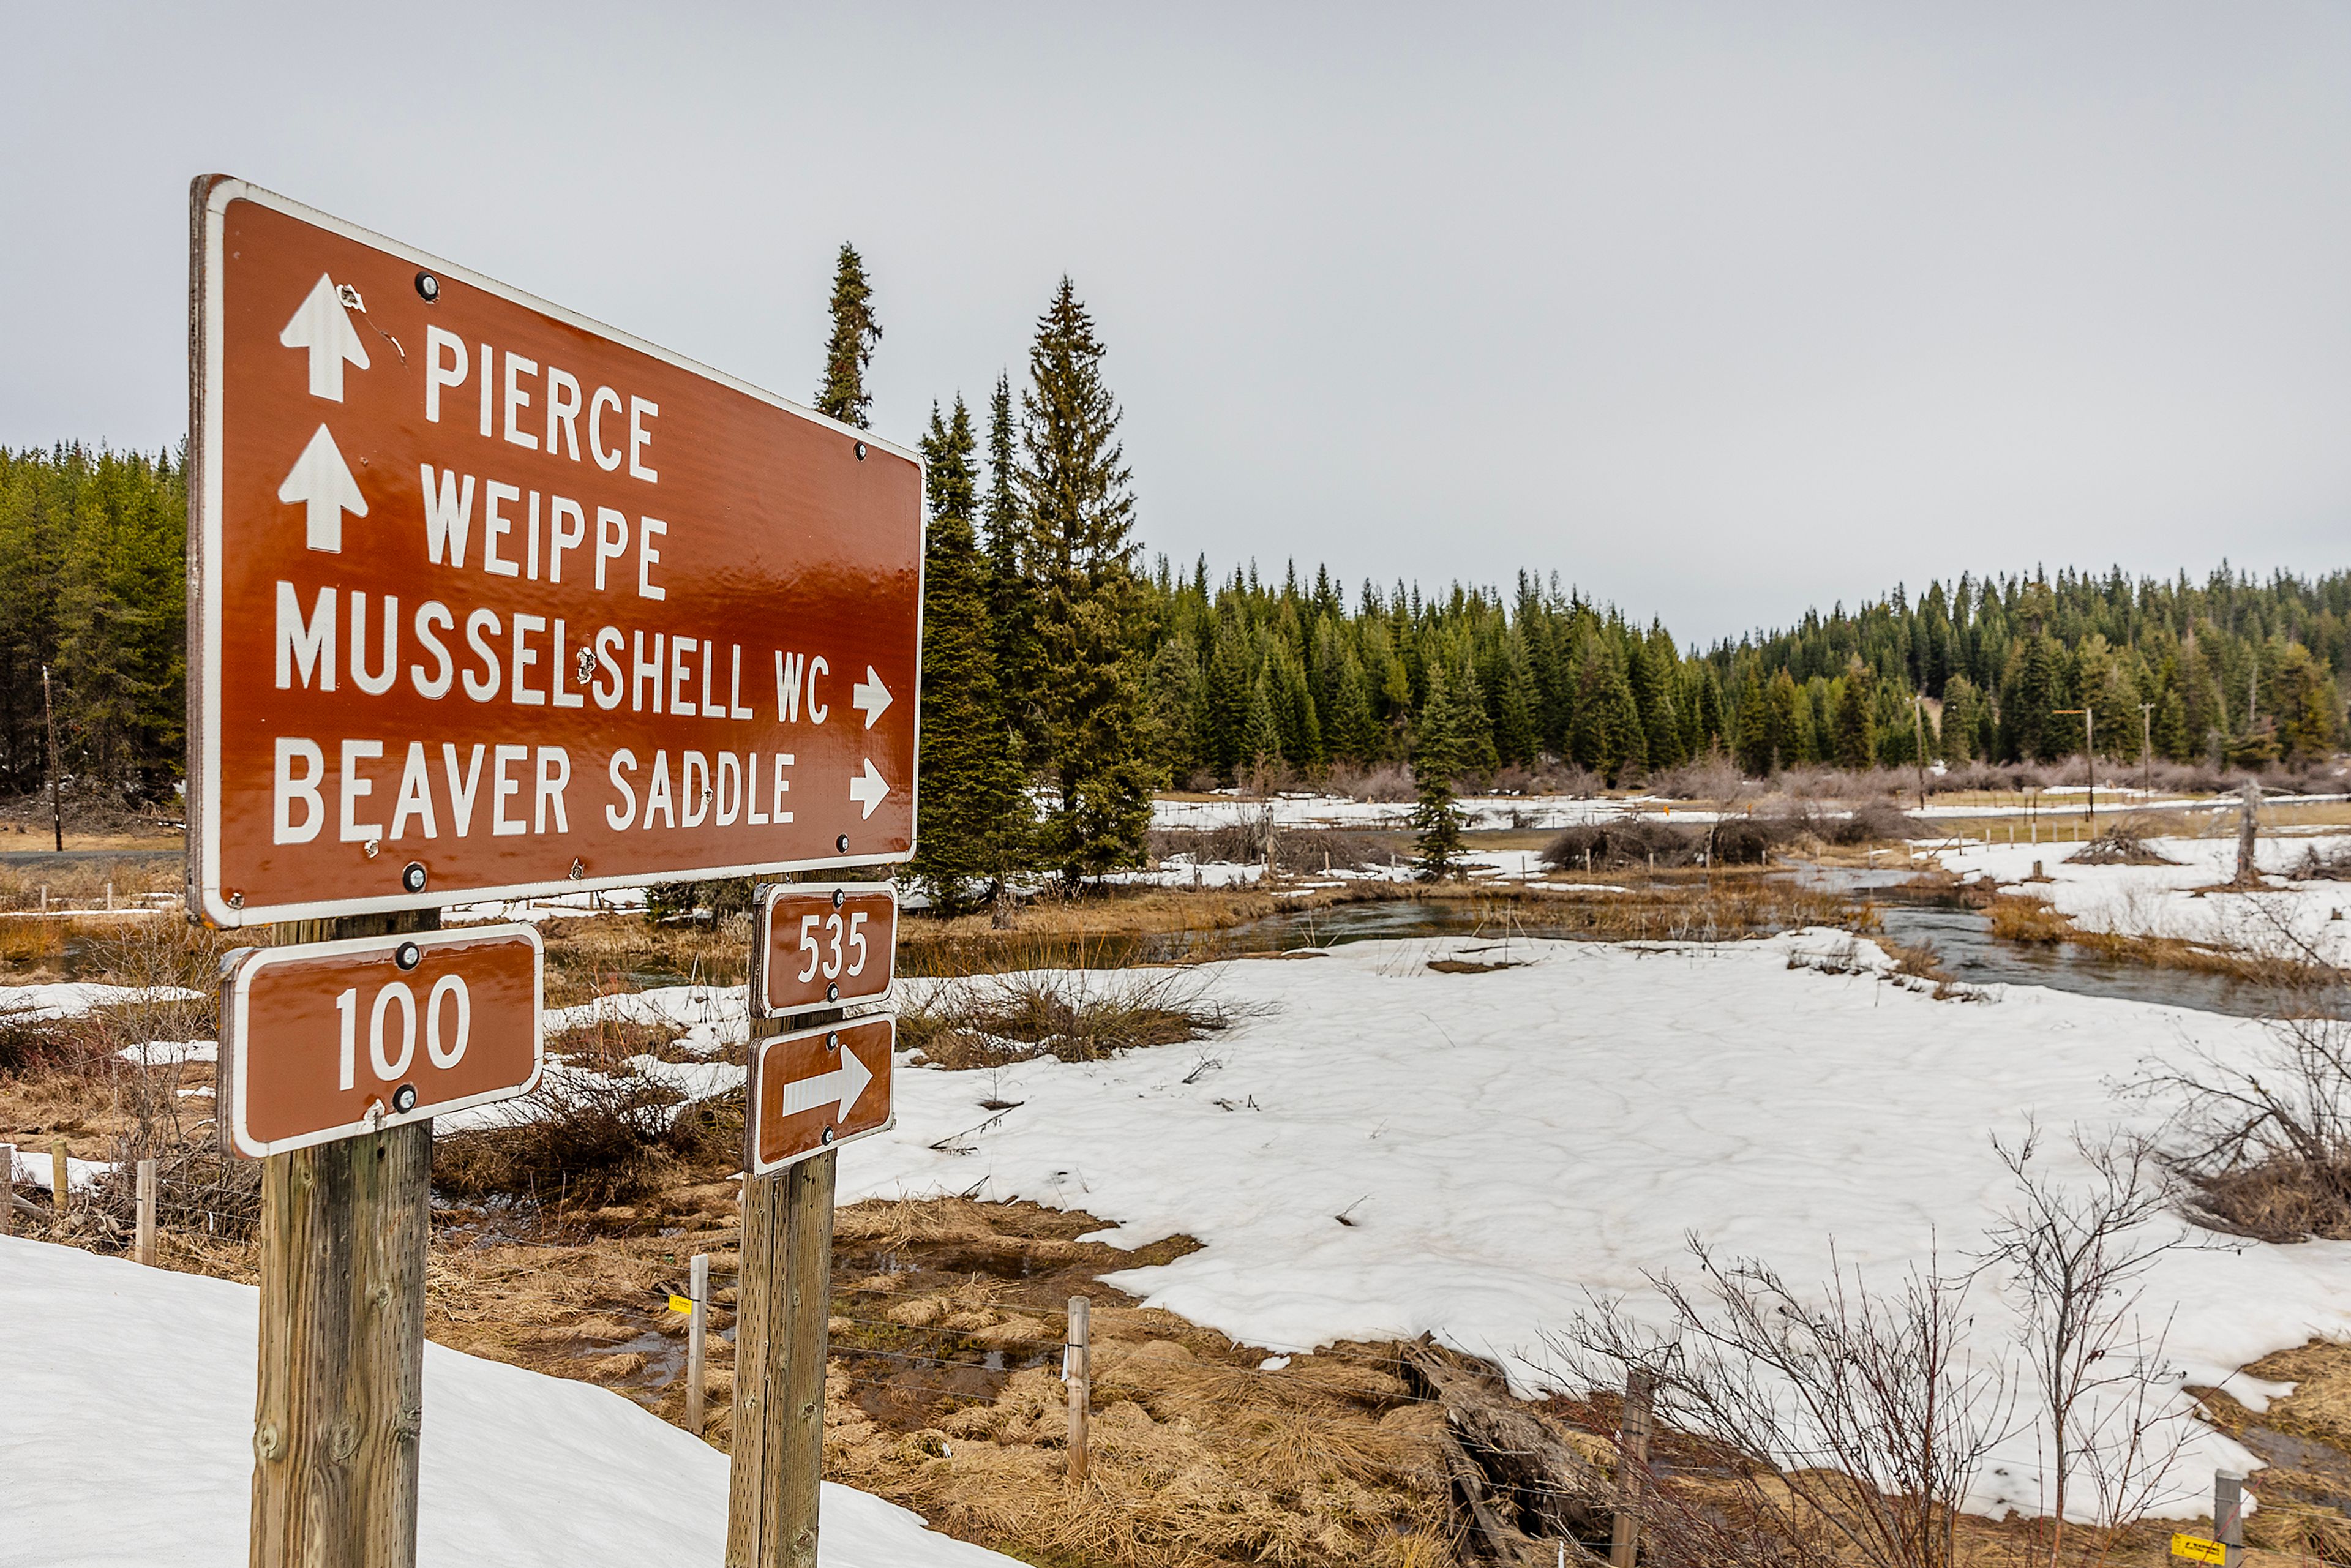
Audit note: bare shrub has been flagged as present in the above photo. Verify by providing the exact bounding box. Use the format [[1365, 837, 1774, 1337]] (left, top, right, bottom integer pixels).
[[432, 1065, 719, 1209], [1147, 823, 1260, 867], [2072, 817, 2181, 867], [2291, 842, 2351, 882], [1986, 896, 2074, 945], [1325, 761, 1417, 802], [1543, 820, 1699, 871], [902, 965, 1253, 1069], [2137, 900, 2351, 1237], [1271, 828, 1397, 875], [1554, 1239, 2007, 1568], [1651, 754, 1753, 803], [1982, 1126, 2197, 1561]]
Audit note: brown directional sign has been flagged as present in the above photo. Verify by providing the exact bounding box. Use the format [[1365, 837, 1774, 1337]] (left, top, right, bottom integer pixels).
[[187, 176, 924, 927], [751, 882, 897, 1017], [219, 924, 543, 1158], [746, 1015, 894, 1176]]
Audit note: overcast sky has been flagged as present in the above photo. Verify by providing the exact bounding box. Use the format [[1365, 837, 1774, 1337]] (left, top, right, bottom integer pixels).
[[7, 3, 2347, 643]]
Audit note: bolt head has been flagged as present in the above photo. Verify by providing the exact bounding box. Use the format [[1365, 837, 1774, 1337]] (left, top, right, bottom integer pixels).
[[836, 834, 850, 853], [853, 441, 868, 461], [831, 888, 845, 908], [826, 982, 839, 1002], [394, 941, 421, 971], [826, 1032, 839, 1052], [402, 862, 427, 893], [821, 1127, 834, 1144], [414, 271, 440, 302], [391, 1084, 418, 1113]]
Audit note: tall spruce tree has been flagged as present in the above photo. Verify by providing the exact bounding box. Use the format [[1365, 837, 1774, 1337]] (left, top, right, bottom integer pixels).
[[814, 243, 882, 428], [1411, 662, 1468, 880], [1016, 279, 1158, 882], [908, 399, 1029, 909], [980, 373, 1040, 760]]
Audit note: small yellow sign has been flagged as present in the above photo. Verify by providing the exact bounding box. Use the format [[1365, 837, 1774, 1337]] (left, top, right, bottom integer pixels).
[[2170, 1534, 2226, 1564], [667, 1294, 694, 1315]]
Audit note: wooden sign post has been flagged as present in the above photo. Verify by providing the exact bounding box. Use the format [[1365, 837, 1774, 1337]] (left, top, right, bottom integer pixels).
[[191, 172, 920, 1568], [730, 885, 900, 1566]]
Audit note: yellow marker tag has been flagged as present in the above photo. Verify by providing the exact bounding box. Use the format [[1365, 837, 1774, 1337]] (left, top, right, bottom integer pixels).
[[667, 1294, 694, 1315], [2170, 1534, 2226, 1564]]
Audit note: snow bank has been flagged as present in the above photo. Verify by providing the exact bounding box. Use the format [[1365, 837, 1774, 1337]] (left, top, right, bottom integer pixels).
[[0, 1237, 1021, 1567], [1930, 832, 2351, 966], [0, 980, 200, 1021], [844, 932, 2342, 1519]]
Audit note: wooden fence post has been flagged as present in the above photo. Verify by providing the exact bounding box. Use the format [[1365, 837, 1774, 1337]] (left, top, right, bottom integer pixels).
[[250, 909, 435, 1568], [51, 1138, 70, 1217], [687, 1251, 710, 1438], [2235, 780, 2260, 885], [1609, 1367, 1654, 1567], [727, 1149, 835, 1567], [2216, 1470, 2245, 1566], [1065, 1296, 1091, 1485], [1, 1142, 14, 1236], [135, 1157, 157, 1266]]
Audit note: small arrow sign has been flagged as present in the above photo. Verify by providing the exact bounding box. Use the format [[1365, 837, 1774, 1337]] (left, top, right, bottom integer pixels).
[[852, 667, 893, 729], [277, 424, 368, 552], [778, 1035, 874, 1122], [849, 759, 888, 819], [279, 273, 370, 402]]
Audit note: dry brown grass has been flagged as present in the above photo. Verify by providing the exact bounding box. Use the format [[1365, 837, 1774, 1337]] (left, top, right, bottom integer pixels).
[[899, 964, 1253, 1069]]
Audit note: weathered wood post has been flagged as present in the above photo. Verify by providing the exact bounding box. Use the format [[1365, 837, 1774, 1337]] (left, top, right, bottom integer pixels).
[[51, 1138, 71, 1217], [2215, 1469, 2245, 1566], [1, 1142, 14, 1236], [1608, 1367, 1654, 1567], [2235, 779, 2260, 885], [135, 1157, 158, 1266], [1065, 1295, 1092, 1485], [250, 910, 436, 1568], [686, 1251, 710, 1437], [728, 978, 842, 1568]]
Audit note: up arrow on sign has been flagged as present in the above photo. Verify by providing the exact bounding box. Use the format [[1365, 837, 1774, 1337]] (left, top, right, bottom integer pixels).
[[277, 424, 368, 552], [278, 273, 370, 402]]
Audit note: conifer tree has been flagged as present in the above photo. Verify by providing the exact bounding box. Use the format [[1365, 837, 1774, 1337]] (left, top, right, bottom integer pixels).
[[1016, 279, 1158, 882], [1411, 662, 1467, 879], [1831, 660, 1877, 770], [907, 399, 1027, 910], [980, 373, 1039, 759], [1327, 650, 1381, 762], [814, 244, 882, 428], [1240, 668, 1283, 770], [1734, 675, 1775, 775]]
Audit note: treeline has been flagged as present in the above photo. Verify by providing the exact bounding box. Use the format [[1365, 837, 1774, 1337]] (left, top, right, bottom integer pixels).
[[0, 445, 186, 804], [10, 247, 2347, 897], [1717, 569, 2347, 773]]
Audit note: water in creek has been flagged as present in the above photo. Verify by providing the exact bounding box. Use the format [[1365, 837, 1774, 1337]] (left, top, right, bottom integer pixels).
[[1152, 872, 2277, 1019]]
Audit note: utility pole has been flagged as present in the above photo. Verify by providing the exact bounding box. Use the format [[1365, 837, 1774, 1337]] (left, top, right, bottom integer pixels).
[[40, 665, 61, 852], [2054, 707, 2094, 831], [1911, 696, 1928, 811]]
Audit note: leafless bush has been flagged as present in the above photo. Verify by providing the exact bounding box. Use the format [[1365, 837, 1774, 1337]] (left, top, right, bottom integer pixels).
[[2137, 907, 2351, 1238], [1148, 823, 1261, 867], [1490, 759, 1603, 798], [1554, 1239, 2008, 1568], [1543, 819, 1700, 871], [901, 965, 1255, 1068], [1652, 755, 1755, 803], [1324, 760, 1417, 802], [2071, 818, 2182, 866], [2291, 842, 2351, 882], [433, 1064, 718, 1208], [1982, 1125, 2199, 1560]]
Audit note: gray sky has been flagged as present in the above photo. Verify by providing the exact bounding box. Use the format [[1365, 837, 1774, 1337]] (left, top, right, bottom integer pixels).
[[7, 2, 2348, 643]]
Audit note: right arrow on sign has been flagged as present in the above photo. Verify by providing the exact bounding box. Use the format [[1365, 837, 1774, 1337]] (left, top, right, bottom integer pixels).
[[849, 759, 888, 819], [277, 424, 368, 552], [279, 273, 370, 402], [781, 1035, 874, 1122], [852, 667, 893, 728]]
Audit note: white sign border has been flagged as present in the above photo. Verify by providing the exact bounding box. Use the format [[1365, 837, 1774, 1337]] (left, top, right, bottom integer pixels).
[[748, 880, 899, 1019], [187, 174, 926, 928], [218, 922, 546, 1159], [744, 1014, 897, 1177]]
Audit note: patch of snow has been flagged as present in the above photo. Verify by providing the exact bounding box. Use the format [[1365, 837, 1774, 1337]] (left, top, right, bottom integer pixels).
[[0, 981, 200, 1021], [6, 1147, 111, 1193], [0, 1237, 1023, 1567], [840, 932, 2322, 1520], [118, 1039, 218, 1065]]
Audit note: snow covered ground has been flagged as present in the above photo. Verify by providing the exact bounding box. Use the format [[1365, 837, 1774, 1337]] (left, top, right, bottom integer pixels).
[[0, 1237, 1021, 1568], [1927, 831, 2351, 966], [841, 930, 2347, 1520], [1153, 792, 1720, 832]]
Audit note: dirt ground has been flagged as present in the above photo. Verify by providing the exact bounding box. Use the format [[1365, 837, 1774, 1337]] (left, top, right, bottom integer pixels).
[[3, 861, 2342, 1564]]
